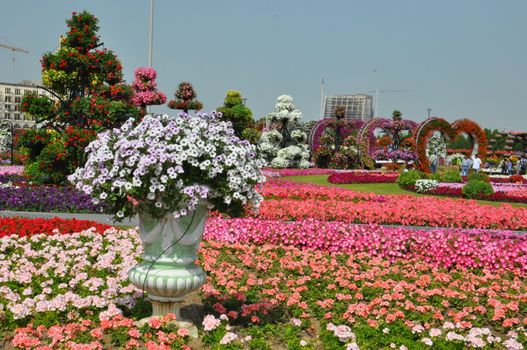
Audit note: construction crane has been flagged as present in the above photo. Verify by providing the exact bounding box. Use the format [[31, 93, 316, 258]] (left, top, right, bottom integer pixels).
[[0, 43, 29, 54], [0, 42, 29, 77]]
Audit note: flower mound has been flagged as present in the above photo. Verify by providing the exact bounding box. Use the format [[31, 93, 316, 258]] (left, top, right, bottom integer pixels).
[[69, 113, 265, 220]]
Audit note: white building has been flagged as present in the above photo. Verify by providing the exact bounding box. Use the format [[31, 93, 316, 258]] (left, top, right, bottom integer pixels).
[[0, 81, 54, 129], [323, 94, 373, 121]]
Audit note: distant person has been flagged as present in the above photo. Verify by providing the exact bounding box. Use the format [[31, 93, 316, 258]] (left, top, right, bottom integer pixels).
[[472, 154, 482, 173], [461, 155, 470, 177], [519, 155, 527, 175], [429, 154, 438, 174], [499, 159, 507, 175], [507, 158, 513, 175]]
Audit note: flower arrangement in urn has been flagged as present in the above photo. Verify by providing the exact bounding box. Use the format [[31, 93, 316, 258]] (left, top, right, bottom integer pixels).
[[69, 112, 265, 330]]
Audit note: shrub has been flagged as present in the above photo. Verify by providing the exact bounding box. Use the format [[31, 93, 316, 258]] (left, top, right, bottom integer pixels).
[[468, 172, 489, 182], [441, 171, 462, 183], [462, 180, 494, 199], [396, 170, 423, 188], [427, 172, 442, 182], [414, 179, 439, 193]]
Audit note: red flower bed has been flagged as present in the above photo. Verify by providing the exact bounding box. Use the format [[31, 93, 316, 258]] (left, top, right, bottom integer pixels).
[[327, 172, 399, 184], [0, 217, 111, 237]]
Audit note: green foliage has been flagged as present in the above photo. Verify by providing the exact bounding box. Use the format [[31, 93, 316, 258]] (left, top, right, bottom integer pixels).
[[224, 90, 244, 107], [396, 170, 423, 188], [468, 172, 489, 182], [448, 134, 472, 149], [392, 109, 402, 121], [242, 127, 261, 144], [18, 126, 96, 184], [217, 90, 259, 143], [441, 170, 463, 183], [427, 172, 442, 181], [462, 180, 494, 199]]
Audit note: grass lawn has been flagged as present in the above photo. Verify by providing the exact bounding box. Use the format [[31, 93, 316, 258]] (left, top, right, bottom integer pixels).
[[283, 174, 527, 209]]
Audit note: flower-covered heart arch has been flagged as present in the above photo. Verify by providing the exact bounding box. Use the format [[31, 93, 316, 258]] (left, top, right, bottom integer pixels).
[[309, 118, 364, 151], [414, 117, 488, 172], [357, 118, 391, 155], [358, 118, 417, 155], [414, 118, 456, 172], [451, 118, 487, 159]]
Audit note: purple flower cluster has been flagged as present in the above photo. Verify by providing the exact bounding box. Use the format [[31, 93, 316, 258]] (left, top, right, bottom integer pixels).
[[0, 186, 104, 213], [373, 148, 417, 161]]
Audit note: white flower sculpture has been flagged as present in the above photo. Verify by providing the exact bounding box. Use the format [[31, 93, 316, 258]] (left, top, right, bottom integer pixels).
[[260, 95, 310, 168]]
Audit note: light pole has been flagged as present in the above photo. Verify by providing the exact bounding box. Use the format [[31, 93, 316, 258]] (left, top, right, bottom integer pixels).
[[427, 108, 432, 119], [1, 120, 14, 165], [148, 0, 155, 67]]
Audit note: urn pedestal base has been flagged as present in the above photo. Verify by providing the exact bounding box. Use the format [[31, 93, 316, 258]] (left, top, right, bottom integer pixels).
[[136, 300, 199, 338], [130, 262, 206, 338]]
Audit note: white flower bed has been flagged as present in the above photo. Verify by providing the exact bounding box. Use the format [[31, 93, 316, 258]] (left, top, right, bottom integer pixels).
[[415, 179, 439, 193]]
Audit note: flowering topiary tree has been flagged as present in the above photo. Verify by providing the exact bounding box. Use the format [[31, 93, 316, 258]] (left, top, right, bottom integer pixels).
[[216, 90, 259, 143], [167, 81, 203, 113], [132, 67, 166, 116], [19, 11, 138, 183], [259, 95, 310, 168]]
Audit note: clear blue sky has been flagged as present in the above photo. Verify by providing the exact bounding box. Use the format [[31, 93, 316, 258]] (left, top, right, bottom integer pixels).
[[1, 0, 526, 130]]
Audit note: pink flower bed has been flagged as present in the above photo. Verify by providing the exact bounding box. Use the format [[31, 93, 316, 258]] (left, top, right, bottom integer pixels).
[[0, 166, 23, 175], [204, 218, 527, 274], [259, 179, 383, 201], [327, 171, 399, 184]]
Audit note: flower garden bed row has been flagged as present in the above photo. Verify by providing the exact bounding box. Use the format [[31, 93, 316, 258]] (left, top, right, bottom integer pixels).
[[327, 171, 399, 184], [0, 186, 104, 213], [204, 218, 527, 273], [258, 180, 527, 230], [256, 197, 527, 230], [406, 182, 527, 204], [3, 220, 527, 349], [0, 216, 110, 237]]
